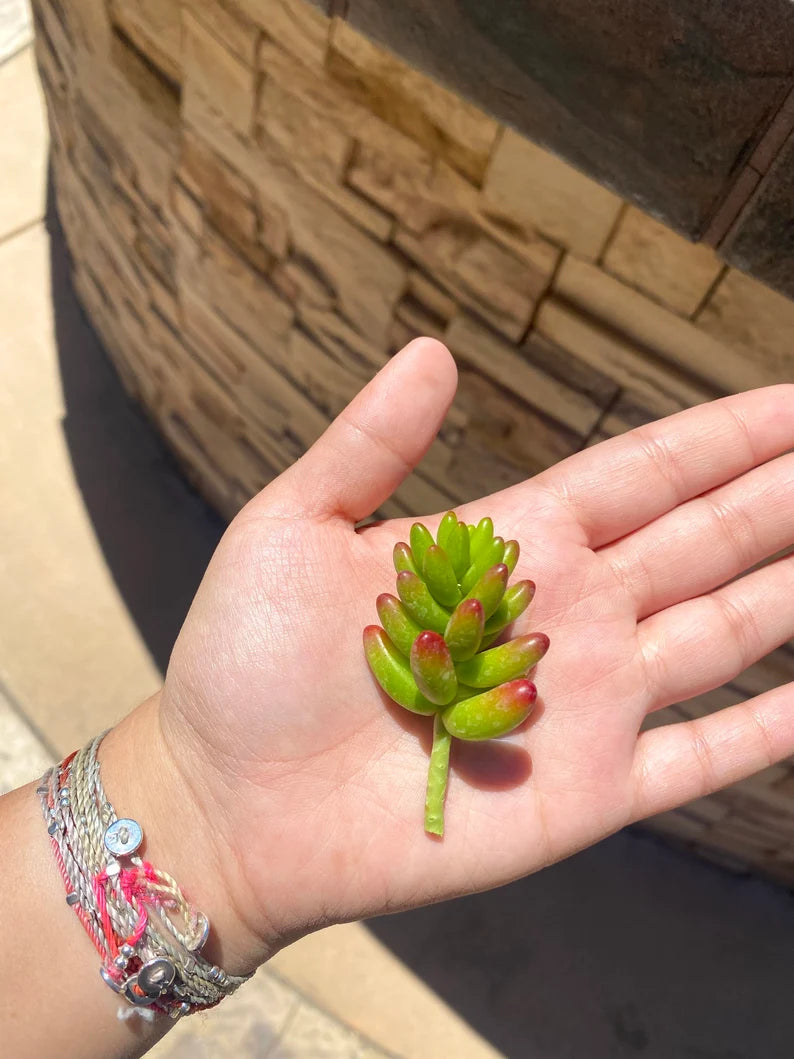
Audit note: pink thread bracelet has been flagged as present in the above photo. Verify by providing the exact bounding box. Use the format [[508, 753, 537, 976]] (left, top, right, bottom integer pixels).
[[38, 733, 252, 1020]]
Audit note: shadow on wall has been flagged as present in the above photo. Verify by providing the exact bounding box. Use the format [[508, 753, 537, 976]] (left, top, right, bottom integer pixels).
[[46, 172, 794, 1059], [46, 172, 225, 674]]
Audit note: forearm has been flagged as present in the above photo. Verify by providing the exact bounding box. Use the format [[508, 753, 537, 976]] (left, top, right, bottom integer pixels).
[[0, 693, 268, 1059]]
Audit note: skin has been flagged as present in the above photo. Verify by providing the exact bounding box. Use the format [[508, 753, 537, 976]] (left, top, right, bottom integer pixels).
[[4, 337, 794, 1058]]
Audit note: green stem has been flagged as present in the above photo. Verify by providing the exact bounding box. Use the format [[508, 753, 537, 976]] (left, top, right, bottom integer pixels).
[[424, 713, 452, 836]]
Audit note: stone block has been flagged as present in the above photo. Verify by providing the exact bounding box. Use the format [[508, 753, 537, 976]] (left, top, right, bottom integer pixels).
[[190, 0, 261, 66], [696, 268, 794, 386], [182, 9, 257, 137], [446, 313, 603, 437], [395, 221, 555, 342], [449, 366, 581, 494], [482, 129, 622, 260], [237, 0, 330, 67], [180, 225, 295, 354], [553, 256, 760, 394], [108, 0, 182, 86], [328, 18, 498, 184], [534, 298, 713, 418], [259, 77, 353, 186], [603, 206, 723, 316]]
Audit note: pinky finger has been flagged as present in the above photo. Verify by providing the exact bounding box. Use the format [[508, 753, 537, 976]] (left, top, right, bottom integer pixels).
[[630, 683, 794, 820]]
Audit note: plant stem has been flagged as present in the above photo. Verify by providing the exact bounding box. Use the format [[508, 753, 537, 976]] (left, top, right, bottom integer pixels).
[[424, 713, 452, 836]]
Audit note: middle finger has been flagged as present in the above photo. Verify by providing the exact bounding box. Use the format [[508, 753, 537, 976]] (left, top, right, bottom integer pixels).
[[599, 451, 794, 620]]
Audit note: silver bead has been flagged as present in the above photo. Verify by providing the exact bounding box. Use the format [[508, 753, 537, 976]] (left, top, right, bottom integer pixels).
[[79, 814, 88, 825], [208, 965, 221, 981], [105, 859, 121, 878], [59, 797, 70, 808], [66, 892, 80, 906], [179, 1002, 190, 1016], [120, 943, 135, 958], [114, 955, 128, 969], [59, 787, 70, 799], [47, 821, 60, 836], [137, 957, 176, 998]]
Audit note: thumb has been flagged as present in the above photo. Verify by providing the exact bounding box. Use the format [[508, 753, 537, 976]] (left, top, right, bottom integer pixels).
[[267, 337, 457, 522]]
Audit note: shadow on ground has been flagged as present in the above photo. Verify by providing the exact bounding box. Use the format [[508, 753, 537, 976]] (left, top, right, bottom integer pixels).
[[368, 826, 794, 1058], [47, 176, 225, 674], [46, 178, 794, 1059]]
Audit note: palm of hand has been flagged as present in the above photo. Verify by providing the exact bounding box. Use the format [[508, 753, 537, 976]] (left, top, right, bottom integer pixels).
[[159, 340, 794, 949]]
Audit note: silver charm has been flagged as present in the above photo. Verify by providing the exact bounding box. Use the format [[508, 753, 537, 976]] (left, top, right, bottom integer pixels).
[[137, 957, 176, 999], [104, 818, 143, 857]]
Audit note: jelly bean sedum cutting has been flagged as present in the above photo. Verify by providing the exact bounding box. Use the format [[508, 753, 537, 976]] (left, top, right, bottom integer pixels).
[[363, 512, 549, 836]]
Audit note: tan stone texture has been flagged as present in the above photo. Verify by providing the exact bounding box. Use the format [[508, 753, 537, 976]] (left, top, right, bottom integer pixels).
[[603, 205, 723, 315]]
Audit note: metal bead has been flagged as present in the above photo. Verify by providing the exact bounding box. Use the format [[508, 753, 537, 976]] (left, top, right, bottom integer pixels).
[[36, 785, 48, 796], [114, 955, 128, 969], [47, 821, 60, 836], [104, 817, 143, 857], [59, 797, 70, 808], [105, 859, 121, 878], [59, 787, 70, 798], [66, 892, 80, 906], [137, 957, 176, 998], [120, 943, 135, 958], [208, 965, 221, 982], [179, 1002, 190, 1016]]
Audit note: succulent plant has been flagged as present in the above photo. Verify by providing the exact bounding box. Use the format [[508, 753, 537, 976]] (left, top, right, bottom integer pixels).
[[363, 511, 549, 836]]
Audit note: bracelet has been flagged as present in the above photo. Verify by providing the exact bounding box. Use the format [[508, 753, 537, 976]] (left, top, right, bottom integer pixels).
[[37, 732, 253, 1021]]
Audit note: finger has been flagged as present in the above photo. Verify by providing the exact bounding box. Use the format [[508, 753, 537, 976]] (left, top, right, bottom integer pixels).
[[602, 451, 794, 618], [630, 682, 794, 820], [268, 338, 457, 522], [531, 385, 794, 549], [638, 553, 794, 713]]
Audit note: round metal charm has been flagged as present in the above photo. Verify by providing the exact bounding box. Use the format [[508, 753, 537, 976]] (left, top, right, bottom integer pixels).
[[103, 817, 143, 857], [137, 957, 177, 998]]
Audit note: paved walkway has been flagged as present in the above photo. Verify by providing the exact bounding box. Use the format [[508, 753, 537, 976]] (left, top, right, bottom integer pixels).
[[4, 29, 794, 1059]]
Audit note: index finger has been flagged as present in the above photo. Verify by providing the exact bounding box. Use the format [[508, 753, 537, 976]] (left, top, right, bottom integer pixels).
[[532, 385, 794, 549]]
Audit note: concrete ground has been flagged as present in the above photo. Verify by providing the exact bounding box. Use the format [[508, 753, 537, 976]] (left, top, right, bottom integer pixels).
[[4, 30, 794, 1059]]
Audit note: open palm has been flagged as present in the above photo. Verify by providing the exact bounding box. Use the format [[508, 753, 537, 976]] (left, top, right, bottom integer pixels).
[[158, 339, 794, 959]]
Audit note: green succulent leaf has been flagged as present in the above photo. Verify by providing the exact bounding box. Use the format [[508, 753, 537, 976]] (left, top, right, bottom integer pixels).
[[459, 536, 506, 594], [441, 679, 537, 740], [469, 517, 494, 562], [463, 562, 508, 620], [436, 510, 459, 551], [447, 520, 471, 579], [410, 631, 458, 705], [363, 626, 437, 715], [376, 593, 423, 658], [409, 522, 435, 572], [483, 579, 535, 637], [396, 570, 451, 634], [454, 632, 550, 688], [444, 598, 485, 661], [393, 542, 419, 576], [503, 539, 520, 575], [422, 544, 462, 608]]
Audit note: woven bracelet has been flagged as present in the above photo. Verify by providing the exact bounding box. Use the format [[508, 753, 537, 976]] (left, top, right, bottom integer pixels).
[[37, 732, 252, 1021]]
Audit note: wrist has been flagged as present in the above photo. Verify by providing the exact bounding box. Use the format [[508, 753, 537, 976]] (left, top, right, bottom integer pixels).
[[98, 693, 273, 978]]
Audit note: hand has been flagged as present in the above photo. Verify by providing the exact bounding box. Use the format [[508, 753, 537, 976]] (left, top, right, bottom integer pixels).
[[143, 339, 794, 972]]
